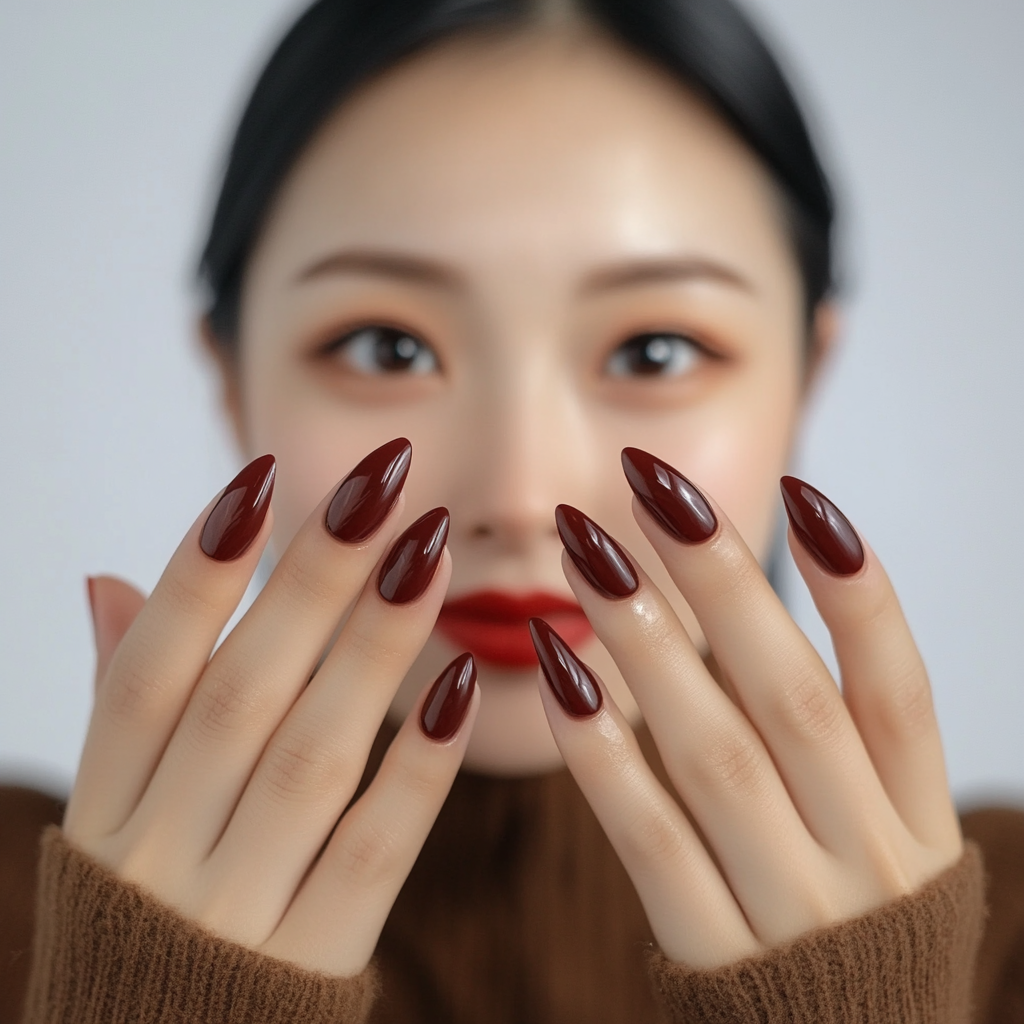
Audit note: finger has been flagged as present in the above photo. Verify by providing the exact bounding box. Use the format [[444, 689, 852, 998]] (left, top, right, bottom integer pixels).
[[130, 441, 414, 852], [137, 498, 443, 861], [264, 655, 479, 977], [66, 455, 277, 840], [782, 477, 959, 851], [529, 618, 758, 968], [87, 575, 147, 689], [621, 449, 893, 855], [550, 512, 821, 943], [210, 544, 454, 913]]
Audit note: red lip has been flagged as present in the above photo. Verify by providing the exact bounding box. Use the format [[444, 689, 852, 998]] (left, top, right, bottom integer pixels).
[[436, 590, 593, 668]]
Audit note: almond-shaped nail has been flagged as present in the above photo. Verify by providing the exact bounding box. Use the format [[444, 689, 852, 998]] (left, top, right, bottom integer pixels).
[[555, 505, 638, 598], [377, 508, 450, 604], [529, 618, 602, 718], [621, 447, 717, 543], [326, 438, 412, 543], [780, 476, 864, 576], [200, 455, 276, 561], [420, 653, 476, 741]]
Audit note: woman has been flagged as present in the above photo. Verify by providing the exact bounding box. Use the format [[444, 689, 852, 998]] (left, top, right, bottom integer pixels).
[[2, 0, 1022, 1021]]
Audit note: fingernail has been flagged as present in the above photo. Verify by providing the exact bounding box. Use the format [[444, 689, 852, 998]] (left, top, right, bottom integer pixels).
[[200, 455, 276, 561], [326, 438, 412, 543], [555, 505, 638, 598], [529, 618, 602, 718], [85, 576, 97, 618], [780, 476, 864, 576], [377, 508, 450, 604], [420, 653, 477, 741], [621, 448, 717, 543]]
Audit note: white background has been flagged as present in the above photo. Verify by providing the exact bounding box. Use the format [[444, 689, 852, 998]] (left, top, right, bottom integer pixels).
[[1, 1, 1022, 802]]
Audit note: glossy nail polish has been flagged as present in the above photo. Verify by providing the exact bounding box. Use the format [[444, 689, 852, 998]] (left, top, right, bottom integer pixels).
[[326, 438, 412, 543], [200, 454, 276, 561], [780, 476, 864, 576], [621, 447, 717, 543], [377, 508, 450, 604], [529, 618, 602, 718], [555, 505, 638, 599], [420, 653, 477, 741]]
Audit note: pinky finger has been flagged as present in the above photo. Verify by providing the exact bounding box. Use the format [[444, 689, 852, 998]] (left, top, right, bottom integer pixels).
[[530, 620, 757, 969], [265, 655, 480, 977], [781, 478, 960, 853]]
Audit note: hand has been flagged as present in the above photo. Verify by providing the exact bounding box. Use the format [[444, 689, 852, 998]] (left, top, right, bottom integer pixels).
[[533, 447, 962, 969], [64, 440, 479, 978]]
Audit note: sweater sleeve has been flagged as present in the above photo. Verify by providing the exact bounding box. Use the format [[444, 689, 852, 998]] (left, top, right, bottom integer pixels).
[[21, 828, 379, 1024], [647, 843, 985, 1024]]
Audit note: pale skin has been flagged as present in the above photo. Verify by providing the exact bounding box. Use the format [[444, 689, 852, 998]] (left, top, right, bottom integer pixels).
[[70, 26, 961, 978]]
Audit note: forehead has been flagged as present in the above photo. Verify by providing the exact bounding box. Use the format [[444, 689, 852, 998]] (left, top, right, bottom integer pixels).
[[251, 26, 796, 293]]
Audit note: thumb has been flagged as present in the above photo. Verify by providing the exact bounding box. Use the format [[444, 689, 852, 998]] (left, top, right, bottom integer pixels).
[[86, 575, 147, 690]]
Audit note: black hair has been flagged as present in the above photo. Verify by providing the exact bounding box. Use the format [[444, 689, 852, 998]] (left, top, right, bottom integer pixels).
[[198, 0, 835, 347]]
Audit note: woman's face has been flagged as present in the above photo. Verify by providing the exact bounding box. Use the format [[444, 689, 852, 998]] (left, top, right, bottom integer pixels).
[[225, 27, 819, 774]]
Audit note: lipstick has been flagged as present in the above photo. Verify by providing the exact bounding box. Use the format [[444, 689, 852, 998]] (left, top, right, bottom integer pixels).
[[436, 590, 593, 668]]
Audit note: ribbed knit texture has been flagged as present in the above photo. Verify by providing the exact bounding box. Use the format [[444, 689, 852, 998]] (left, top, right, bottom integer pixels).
[[648, 845, 985, 1024], [4, 774, 1019, 1023], [22, 827, 378, 1024]]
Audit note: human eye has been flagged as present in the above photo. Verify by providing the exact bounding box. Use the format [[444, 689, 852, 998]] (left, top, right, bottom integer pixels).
[[604, 332, 705, 379], [325, 324, 440, 375]]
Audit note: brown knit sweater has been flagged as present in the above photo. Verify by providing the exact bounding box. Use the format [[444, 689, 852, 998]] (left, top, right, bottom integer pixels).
[[1, 725, 1021, 1024]]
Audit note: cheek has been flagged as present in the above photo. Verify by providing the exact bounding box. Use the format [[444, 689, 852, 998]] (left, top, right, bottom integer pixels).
[[689, 409, 794, 561], [241, 378, 387, 551], [706, 369, 803, 562], [239, 370, 458, 555], [603, 365, 802, 567]]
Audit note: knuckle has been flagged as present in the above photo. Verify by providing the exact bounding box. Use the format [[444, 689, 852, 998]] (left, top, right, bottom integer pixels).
[[877, 670, 936, 743], [189, 665, 263, 742], [690, 730, 768, 797], [100, 649, 176, 727], [342, 618, 406, 674], [333, 815, 401, 890], [159, 572, 223, 626], [620, 805, 688, 869], [855, 579, 901, 631], [703, 540, 764, 607], [390, 754, 443, 805], [275, 547, 342, 611], [259, 732, 342, 804], [776, 666, 846, 745]]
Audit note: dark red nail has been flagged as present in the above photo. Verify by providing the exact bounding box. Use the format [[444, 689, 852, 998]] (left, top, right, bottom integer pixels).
[[529, 618, 602, 718], [326, 438, 412, 543], [377, 508, 450, 604], [200, 455, 276, 561], [621, 448, 717, 543], [780, 477, 864, 576], [555, 505, 638, 599], [420, 653, 477, 741]]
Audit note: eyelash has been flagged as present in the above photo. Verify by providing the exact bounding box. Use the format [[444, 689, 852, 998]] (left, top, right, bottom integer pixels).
[[320, 324, 440, 376], [604, 331, 709, 379], [316, 323, 712, 381]]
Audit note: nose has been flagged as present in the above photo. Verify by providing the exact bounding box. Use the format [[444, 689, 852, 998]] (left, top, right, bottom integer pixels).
[[446, 359, 594, 552]]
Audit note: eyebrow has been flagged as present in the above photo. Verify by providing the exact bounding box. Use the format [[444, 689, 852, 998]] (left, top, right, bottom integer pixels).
[[294, 248, 753, 296], [294, 249, 463, 289], [579, 256, 754, 296]]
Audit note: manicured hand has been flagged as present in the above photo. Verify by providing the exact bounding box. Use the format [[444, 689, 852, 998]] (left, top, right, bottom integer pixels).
[[64, 439, 479, 977], [533, 447, 962, 968]]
